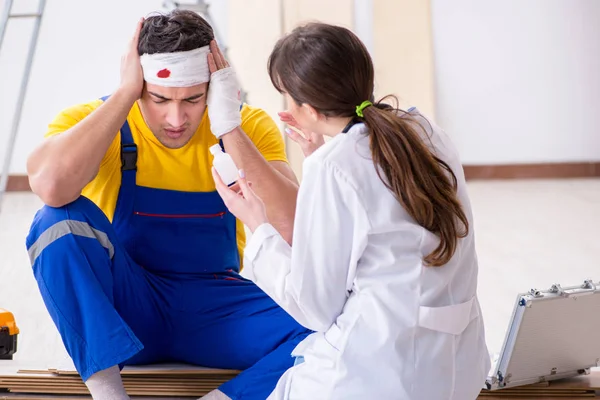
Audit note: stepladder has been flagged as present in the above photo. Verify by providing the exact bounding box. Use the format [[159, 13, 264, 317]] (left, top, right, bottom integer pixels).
[[0, 0, 47, 211]]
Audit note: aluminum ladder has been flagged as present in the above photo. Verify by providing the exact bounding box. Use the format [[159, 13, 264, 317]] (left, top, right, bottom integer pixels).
[[0, 0, 47, 211]]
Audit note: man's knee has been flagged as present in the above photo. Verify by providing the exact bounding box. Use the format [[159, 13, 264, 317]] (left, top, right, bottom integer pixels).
[[31, 196, 106, 228], [26, 196, 115, 271]]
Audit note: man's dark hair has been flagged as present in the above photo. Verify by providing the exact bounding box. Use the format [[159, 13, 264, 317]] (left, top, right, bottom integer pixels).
[[138, 9, 214, 55]]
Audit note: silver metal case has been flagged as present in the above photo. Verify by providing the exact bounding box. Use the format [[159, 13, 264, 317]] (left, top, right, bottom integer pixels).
[[485, 279, 600, 390]]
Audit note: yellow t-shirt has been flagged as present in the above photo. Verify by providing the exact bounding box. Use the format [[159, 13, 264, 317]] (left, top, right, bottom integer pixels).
[[45, 99, 289, 264]]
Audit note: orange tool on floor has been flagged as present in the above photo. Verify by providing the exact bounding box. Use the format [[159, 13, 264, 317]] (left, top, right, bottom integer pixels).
[[0, 309, 18, 359]]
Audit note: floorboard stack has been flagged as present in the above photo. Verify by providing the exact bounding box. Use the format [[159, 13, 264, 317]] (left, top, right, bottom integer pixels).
[[477, 371, 600, 399], [0, 363, 239, 399], [1, 362, 599, 399]]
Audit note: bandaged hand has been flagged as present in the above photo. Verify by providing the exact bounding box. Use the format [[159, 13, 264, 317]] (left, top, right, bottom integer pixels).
[[207, 40, 242, 138], [207, 68, 242, 138]]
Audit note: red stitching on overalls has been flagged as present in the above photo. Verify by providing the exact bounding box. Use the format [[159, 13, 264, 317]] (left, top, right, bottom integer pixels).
[[134, 211, 226, 218]]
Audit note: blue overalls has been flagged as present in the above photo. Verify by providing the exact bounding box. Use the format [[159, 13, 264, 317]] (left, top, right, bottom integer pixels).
[[25, 105, 311, 399]]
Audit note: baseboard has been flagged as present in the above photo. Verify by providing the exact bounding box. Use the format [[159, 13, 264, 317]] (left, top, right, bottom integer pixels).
[[3, 163, 600, 192], [463, 162, 600, 180], [5, 175, 31, 192]]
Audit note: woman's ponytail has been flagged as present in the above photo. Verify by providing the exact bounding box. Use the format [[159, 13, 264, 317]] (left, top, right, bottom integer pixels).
[[361, 98, 469, 267]]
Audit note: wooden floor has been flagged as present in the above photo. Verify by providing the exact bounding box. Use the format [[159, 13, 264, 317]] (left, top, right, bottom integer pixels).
[[1, 178, 599, 395]]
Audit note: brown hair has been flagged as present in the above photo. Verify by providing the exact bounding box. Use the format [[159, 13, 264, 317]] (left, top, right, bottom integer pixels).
[[268, 22, 468, 267], [138, 9, 214, 55]]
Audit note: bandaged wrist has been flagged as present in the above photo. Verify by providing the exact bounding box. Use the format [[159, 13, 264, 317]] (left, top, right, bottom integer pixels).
[[207, 68, 242, 138]]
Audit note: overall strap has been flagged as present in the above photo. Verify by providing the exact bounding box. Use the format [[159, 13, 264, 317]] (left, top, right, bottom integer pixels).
[[100, 95, 137, 222], [116, 118, 137, 222], [119, 120, 137, 184]]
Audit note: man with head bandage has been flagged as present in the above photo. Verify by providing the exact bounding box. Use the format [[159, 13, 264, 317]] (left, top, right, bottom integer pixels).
[[25, 9, 309, 400]]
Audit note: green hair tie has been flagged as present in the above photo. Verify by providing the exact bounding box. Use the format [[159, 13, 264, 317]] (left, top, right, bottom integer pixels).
[[355, 100, 373, 118]]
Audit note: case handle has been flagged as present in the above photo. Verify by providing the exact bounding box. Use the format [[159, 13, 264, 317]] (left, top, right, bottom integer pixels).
[[549, 279, 597, 298]]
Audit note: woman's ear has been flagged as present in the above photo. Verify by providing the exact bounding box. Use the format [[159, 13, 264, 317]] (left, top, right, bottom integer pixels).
[[302, 103, 321, 124]]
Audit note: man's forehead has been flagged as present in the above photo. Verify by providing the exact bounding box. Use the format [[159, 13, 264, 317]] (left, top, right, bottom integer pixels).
[[146, 82, 208, 99]]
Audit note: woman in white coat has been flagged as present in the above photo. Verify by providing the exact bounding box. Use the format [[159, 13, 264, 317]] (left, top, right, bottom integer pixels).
[[212, 22, 491, 400]]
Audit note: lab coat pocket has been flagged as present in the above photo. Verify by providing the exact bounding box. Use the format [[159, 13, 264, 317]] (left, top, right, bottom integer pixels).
[[418, 295, 479, 335]]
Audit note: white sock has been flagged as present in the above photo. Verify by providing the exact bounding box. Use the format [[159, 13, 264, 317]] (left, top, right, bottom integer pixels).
[[200, 389, 231, 400], [84, 365, 129, 400]]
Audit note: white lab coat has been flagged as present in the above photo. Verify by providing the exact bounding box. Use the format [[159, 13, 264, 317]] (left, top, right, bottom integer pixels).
[[243, 110, 490, 399]]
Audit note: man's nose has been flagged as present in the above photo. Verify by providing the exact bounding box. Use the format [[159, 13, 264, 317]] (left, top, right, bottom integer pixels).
[[165, 102, 186, 128]]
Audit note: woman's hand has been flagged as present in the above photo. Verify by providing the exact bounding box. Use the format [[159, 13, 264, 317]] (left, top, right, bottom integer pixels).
[[212, 168, 268, 233], [279, 111, 325, 157]]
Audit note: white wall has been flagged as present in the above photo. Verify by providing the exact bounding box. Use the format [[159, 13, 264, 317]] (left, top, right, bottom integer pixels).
[[372, 0, 435, 117], [228, 0, 357, 180], [228, 0, 435, 178], [5, 1, 600, 174], [0, 0, 170, 174], [353, 0, 373, 55], [0, 0, 358, 176], [227, 0, 283, 145], [431, 0, 600, 165], [1, 0, 428, 176]]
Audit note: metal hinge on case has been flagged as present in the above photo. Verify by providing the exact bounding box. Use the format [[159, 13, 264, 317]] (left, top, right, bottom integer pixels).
[[549, 284, 565, 295], [495, 371, 512, 387], [582, 279, 596, 290], [563, 279, 597, 299], [495, 371, 504, 387], [577, 368, 591, 375], [529, 288, 543, 298]]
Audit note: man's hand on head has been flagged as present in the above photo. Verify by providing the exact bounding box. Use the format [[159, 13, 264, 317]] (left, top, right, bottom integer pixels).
[[207, 39, 229, 73], [206, 40, 242, 139], [118, 17, 145, 103]]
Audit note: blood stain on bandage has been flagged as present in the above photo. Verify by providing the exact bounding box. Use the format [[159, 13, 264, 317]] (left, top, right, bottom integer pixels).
[[157, 68, 171, 78]]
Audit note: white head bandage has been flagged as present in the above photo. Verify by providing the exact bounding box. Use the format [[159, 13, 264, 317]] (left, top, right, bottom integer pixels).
[[140, 46, 210, 87]]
